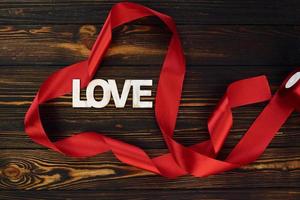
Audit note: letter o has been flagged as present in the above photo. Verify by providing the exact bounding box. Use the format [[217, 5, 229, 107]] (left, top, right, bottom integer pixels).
[[86, 79, 111, 108]]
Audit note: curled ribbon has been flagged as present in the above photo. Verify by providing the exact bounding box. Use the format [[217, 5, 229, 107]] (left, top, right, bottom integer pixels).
[[25, 2, 298, 178]]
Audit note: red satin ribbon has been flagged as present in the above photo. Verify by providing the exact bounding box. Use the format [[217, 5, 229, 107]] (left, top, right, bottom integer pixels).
[[25, 2, 297, 178]]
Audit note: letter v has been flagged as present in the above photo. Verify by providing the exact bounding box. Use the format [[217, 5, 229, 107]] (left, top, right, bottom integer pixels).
[[108, 80, 131, 108]]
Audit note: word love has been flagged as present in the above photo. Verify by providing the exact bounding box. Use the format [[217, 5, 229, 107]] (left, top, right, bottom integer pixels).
[[72, 79, 153, 108]]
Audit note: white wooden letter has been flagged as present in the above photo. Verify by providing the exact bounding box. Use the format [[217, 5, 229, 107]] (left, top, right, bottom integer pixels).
[[72, 79, 88, 108], [86, 79, 111, 108], [108, 79, 131, 108], [131, 80, 153, 108]]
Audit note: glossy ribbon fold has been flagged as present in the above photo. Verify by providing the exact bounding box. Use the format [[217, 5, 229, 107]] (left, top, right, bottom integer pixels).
[[25, 2, 298, 178]]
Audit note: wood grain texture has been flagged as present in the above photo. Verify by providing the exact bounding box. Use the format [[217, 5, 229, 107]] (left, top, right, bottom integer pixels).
[[0, 0, 300, 199], [1, 24, 300, 66], [1, 190, 299, 200], [0, 0, 300, 25], [0, 148, 299, 190]]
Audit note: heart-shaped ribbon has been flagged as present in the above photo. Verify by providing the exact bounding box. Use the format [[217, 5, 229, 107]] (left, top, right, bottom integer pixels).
[[25, 2, 298, 178]]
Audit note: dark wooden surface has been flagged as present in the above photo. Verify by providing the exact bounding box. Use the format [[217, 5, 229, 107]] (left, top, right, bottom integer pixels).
[[0, 1, 300, 199]]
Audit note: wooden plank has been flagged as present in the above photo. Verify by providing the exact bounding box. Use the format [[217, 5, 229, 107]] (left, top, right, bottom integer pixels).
[[0, 65, 299, 149], [0, 148, 299, 190], [1, 114, 299, 149], [1, 115, 299, 149], [1, 25, 300, 66], [0, 189, 299, 200], [0, 1, 300, 25]]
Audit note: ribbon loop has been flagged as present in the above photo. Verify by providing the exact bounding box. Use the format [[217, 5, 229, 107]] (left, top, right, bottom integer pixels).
[[25, 2, 297, 178]]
